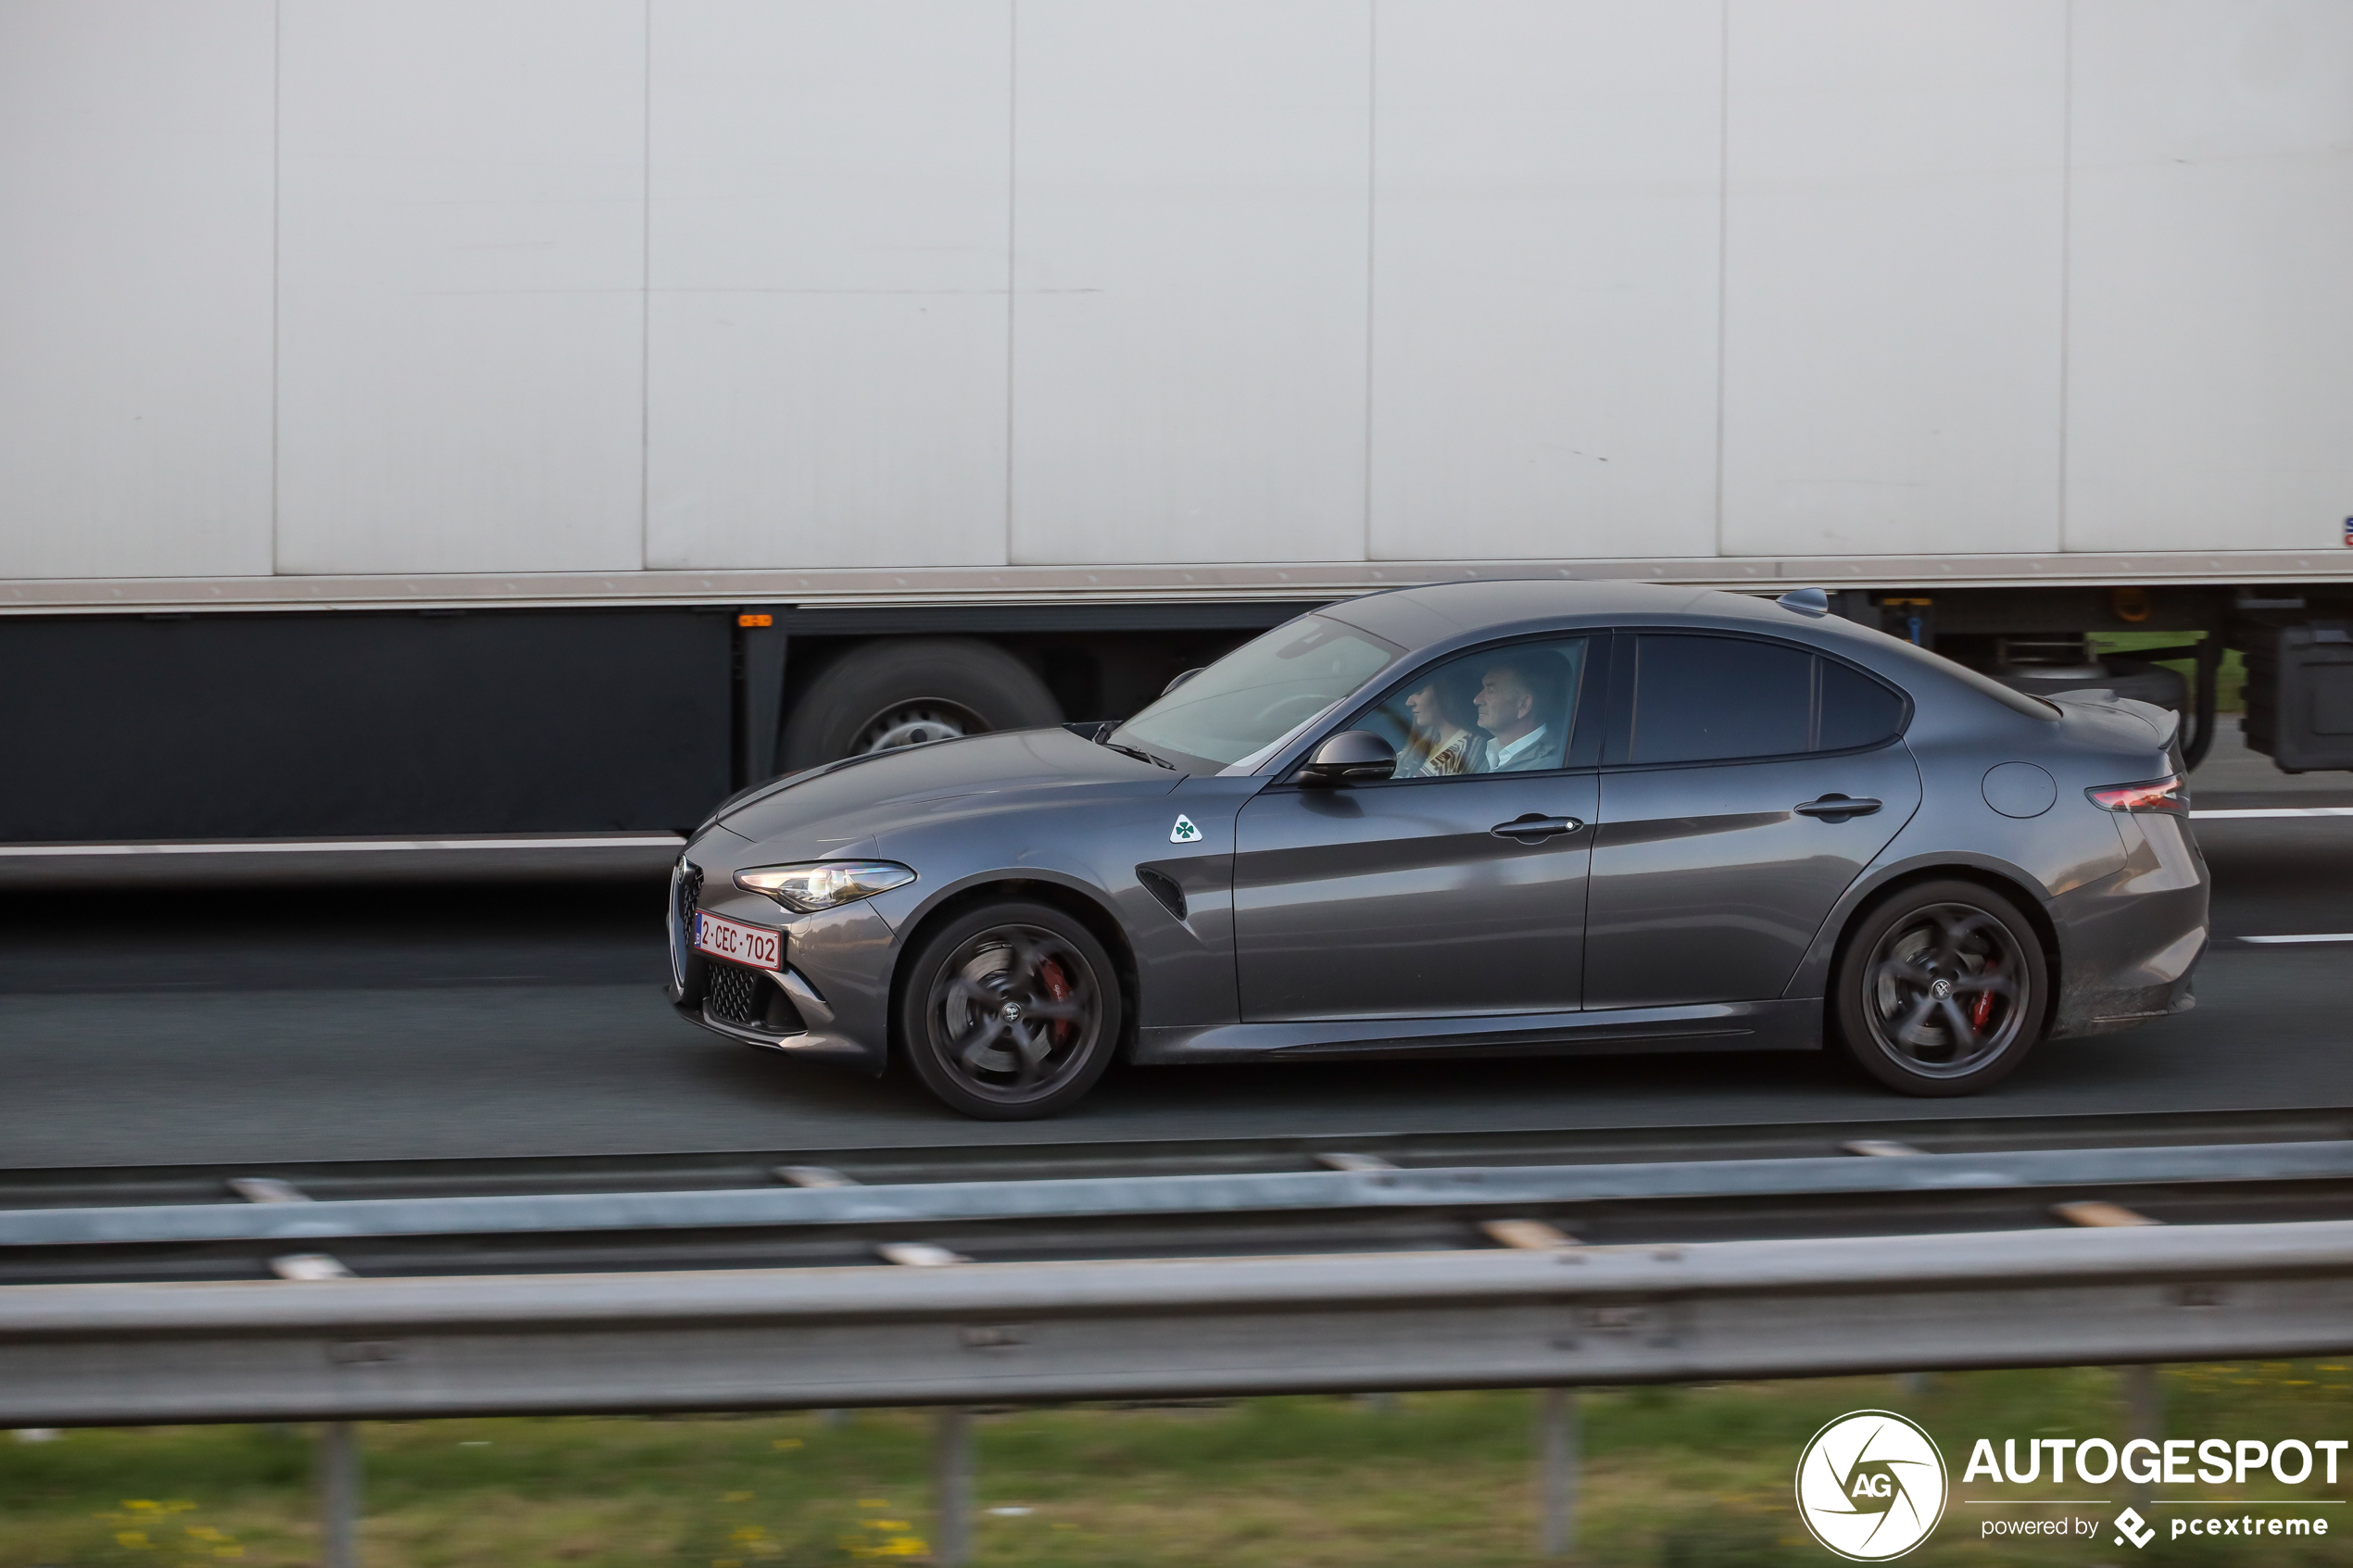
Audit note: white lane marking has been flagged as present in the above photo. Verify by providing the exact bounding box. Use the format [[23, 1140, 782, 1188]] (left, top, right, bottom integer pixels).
[[0, 834, 686, 857], [2240, 934, 2353, 945], [2195, 807, 2353, 819]]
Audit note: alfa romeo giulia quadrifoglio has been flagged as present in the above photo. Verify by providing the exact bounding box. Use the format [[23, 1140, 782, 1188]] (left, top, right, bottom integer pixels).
[[669, 581, 2208, 1118]]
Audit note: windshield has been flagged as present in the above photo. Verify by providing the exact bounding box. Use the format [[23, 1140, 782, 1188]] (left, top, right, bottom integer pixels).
[[1109, 615, 1404, 771]]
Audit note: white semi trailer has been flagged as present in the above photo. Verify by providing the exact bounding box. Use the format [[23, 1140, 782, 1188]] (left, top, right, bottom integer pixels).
[[3, 1, 2350, 848]]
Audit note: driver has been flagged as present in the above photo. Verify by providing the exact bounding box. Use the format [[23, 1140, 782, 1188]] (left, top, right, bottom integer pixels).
[[1472, 654, 1567, 772]]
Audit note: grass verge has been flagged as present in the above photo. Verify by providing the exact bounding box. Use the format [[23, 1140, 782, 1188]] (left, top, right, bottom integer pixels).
[[6, 1362, 2353, 1565]]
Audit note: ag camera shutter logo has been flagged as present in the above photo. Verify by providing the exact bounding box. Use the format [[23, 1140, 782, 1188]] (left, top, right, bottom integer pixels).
[[1795, 1410, 1948, 1561]]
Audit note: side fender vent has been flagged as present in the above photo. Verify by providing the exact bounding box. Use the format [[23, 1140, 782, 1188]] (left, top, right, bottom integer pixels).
[[1136, 866, 1188, 922]]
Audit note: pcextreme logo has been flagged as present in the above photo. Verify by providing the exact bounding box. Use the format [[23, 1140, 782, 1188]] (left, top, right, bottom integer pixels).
[[1795, 1411, 1949, 1561]]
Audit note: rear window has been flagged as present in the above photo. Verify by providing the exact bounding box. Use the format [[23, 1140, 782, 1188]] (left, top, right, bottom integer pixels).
[[1818, 659, 1909, 750], [1629, 635, 1811, 763], [1625, 634, 1907, 765], [1869, 634, 2061, 720]]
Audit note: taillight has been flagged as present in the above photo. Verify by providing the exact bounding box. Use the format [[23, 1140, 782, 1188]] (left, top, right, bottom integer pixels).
[[2086, 775, 2188, 813]]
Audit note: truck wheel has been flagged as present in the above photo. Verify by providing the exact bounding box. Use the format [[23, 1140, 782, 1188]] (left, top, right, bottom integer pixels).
[[781, 638, 1063, 770], [1829, 879, 2048, 1097]]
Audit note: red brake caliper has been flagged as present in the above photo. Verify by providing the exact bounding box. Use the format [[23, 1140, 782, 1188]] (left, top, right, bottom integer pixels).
[[1969, 976, 1997, 1032], [1038, 960, 1074, 1047]]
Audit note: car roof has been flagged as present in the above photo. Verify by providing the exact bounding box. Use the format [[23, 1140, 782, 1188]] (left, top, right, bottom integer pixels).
[[1322, 577, 1866, 653]]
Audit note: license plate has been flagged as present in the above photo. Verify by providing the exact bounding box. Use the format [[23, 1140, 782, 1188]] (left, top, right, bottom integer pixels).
[[693, 910, 781, 971]]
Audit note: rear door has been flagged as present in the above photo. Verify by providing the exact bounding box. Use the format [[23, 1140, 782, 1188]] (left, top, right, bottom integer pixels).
[[1584, 632, 1919, 1010]]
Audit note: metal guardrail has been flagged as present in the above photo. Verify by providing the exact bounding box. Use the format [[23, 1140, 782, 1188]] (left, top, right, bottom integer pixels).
[[8, 1140, 2353, 1250], [7, 1106, 2342, 1208], [6, 1219, 2353, 1426]]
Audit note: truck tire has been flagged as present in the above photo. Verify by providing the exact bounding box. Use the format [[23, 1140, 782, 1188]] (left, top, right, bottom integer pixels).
[[781, 638, 1063, 770]]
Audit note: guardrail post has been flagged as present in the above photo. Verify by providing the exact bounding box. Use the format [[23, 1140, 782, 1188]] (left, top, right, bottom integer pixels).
[[1537, 1387, 1579, 1559], [319, 1421, 361, 1568], [933, 1408, 974, 1567], [2123, 1364, 2160, 1507]]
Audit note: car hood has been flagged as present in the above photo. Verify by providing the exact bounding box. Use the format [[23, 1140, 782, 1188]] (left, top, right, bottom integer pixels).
[[713, 726, 1182, 848]]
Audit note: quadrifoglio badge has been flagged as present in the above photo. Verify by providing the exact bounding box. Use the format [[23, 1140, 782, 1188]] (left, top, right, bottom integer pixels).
[[1797, 1409, 2344, 1558]]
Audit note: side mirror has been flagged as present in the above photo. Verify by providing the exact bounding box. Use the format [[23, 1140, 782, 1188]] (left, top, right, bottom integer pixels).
[[1161, 667, 1206, 697], [1297, 730, 1396, 787]]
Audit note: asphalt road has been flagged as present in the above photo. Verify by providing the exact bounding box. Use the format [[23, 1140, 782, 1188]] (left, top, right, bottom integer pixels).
[[5, 775, 2351, 1169]]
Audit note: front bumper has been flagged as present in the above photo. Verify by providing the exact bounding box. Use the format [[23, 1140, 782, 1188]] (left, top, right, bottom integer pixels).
[[666, 843, 894, 1073]]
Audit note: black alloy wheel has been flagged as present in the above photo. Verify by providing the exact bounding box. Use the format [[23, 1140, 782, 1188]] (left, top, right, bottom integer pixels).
[[899, 900, 1123, 1119], [1831, 879, 2047, 1097]]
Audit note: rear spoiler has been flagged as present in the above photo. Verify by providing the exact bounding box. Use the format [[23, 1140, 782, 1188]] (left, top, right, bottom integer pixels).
[[2048, 688, 2183, 753]]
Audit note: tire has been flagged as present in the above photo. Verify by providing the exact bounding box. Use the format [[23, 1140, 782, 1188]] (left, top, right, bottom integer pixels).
[[781, 639, 1063, 771], [896, 900, 1123, 1120], [1829, 878, 2049, 1097]]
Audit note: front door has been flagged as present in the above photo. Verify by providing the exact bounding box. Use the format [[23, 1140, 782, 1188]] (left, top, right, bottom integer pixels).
[[1234, 635, 1599, 1021], [1584, 632, 1921, 1010]]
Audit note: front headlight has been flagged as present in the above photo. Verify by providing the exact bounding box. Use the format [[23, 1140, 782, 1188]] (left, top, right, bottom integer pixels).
[[734, 860, 916, 912]]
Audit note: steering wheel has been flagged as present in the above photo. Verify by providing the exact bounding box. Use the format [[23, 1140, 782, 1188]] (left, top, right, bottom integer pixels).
[[1251, 692, 1331, 730]]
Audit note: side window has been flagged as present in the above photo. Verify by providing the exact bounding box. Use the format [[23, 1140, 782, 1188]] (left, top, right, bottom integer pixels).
[[1818, 659, 1906, 751], [1350, 638, 1591, 779], [1627, 634, 1904, 765]]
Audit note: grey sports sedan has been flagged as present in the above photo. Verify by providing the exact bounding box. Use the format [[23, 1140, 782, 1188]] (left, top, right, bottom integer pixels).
[[670, 581, 2208, 1119]]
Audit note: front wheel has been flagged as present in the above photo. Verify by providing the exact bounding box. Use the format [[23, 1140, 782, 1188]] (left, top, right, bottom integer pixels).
[[1830, 879, 2048, 1097], [897, 901, 1123, 1120]]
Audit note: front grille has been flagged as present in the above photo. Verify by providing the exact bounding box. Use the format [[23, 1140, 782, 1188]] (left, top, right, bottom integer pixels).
[[669, 859, 706, 996], [705, 963, 761, 1025]]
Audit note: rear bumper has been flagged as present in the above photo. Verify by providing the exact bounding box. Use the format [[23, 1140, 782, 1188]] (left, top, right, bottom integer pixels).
[[2046, 813, 2209, 1041], [2050, 965, 2200, 1039]]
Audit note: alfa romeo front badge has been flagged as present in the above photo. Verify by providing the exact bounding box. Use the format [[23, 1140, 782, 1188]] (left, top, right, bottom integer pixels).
[[1794, 1410, 1946, 1560], [1169, 814, 1202, 844]]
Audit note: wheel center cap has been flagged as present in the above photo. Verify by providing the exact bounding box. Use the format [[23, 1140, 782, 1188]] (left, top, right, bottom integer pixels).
[[1930, 978, 1954, 999], [1000, 1001, 1024, 1021]]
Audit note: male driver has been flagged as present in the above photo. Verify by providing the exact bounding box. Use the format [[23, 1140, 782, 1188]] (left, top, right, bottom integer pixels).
[[1472, 654, 1566, 772]]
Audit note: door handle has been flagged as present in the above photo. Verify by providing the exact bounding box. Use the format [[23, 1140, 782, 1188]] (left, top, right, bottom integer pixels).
[[1490, 813, 1584, 844], [1793, 795, 1882, 822]]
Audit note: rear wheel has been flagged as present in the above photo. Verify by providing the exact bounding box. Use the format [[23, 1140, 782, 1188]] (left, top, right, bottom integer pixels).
[[781, 639, 1063, 771], [897, 900, 1122, 1120], [1830, 879, 2047, 1096]]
